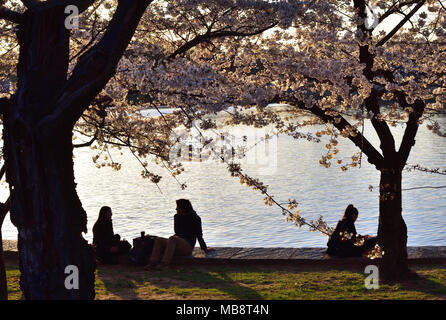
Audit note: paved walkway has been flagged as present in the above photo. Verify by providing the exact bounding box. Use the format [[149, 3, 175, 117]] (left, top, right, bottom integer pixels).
[[2, 240, 17, 252], [183, 246, 446, 265], [3, 240, 446, 265]]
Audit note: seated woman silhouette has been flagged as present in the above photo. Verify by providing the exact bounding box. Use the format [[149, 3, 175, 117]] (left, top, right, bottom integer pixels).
[[326, 204, 377, 257], [146, 199, 214, 270], [93, 206, 131, 264]]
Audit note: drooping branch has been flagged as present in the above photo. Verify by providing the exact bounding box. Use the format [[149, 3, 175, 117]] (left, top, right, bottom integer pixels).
[[287, 99, 385, 169], [405, 164, 446, 175], [40, 0, 152, 129], [177, 105, 334, 236]]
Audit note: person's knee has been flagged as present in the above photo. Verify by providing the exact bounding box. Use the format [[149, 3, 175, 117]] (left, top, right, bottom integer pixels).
[[169, 235, 178, 241]]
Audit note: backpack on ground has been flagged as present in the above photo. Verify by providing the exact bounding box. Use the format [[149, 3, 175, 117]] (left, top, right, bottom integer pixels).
[[128, 235, 156, 266]]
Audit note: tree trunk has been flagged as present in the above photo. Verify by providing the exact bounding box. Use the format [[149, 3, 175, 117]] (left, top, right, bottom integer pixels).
[[0, 193, 10, 300], [0, 0, 150, 299], [377, 167, 411, 280], [0, 4, 99, 299], [0, 229, 7, 300], [3, 115, 96, 299]]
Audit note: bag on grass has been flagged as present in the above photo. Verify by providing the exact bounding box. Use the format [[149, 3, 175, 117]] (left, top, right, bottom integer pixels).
[[128, 235, 156, 266]]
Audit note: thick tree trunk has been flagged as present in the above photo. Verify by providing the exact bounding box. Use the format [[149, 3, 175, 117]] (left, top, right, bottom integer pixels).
[[0, 0, 149, 299], [377, 167, 411, 280], [0, 4, 99, 300], [3, 116, 96, 299]]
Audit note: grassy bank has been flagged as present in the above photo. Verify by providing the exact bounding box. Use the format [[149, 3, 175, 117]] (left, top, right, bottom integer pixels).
[[5, 263, 446, 300]]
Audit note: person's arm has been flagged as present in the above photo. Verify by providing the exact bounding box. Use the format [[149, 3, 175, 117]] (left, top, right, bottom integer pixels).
[[347, 220, 358, 243], [174, 214, 179, 235], [327, 221, 341, 246], [195, 216, 208, 251]]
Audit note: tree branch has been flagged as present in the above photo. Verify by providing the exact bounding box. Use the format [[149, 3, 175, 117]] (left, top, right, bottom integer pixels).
[[378, 0, 421, 24], [51, 0, 97, 14], [354, 0, 397, 159], [40, 0, 152, 129], [0, 98, 8, 116], [20, 0, 38, 9], [168, 22, 278, 59], [32, 0, 97, 14], [69, 26, 106, 63], [287, 99, 384, 169], [0, 6, 22, 24], [376, 1, 426, 47], [73, 134, 97, 148], [372, 70, 427, 168], [397, 99, 425, 167], [0, 165, 6, 181], [367, 92, 397, 158], [0, 196, 10, 227]]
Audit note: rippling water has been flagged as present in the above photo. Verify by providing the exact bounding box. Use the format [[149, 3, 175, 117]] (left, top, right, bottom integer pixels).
[[2, 110, 446, 247]]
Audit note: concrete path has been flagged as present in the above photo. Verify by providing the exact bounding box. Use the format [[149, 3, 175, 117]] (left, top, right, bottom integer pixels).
[[3, 240, 446, 265]]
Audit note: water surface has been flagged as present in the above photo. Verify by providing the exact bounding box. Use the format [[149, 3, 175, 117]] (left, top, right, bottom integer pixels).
[[2, 110, 445, 247]]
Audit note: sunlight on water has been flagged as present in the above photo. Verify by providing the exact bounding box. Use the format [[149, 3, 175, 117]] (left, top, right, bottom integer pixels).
[[1, 111, 445, 247]]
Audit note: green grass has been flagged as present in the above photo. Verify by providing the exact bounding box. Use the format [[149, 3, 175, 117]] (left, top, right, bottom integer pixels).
[[6, 263, 446, 300], [5, 265, 21, 300]]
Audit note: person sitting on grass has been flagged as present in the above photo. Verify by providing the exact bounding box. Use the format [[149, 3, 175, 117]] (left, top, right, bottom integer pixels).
[[145, 199, 214, 270], [93, 206, 131, 264], [326, 204, 377, 257]]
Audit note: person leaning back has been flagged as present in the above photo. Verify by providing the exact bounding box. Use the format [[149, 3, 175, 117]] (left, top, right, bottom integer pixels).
[[146, 199, 214, 270]]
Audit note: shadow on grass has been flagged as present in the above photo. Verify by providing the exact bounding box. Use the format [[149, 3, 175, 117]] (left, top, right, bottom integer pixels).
[[385, 269, 446, 299], [96, 265, 264, 300], [151, 267, 264, 299], [96, 264, 141, 300], [94, 263, 446, 300], [349, 265, 446, 299]]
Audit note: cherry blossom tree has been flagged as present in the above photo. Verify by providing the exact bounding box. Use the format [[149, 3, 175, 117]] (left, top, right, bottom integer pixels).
[[268, 0, 445, 280], [108, 0, 445, 280], [0, 0, 444, 300], [0, 0, 284, 300], [0, 0, 157, 300], [145, 0, 444, 280]]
